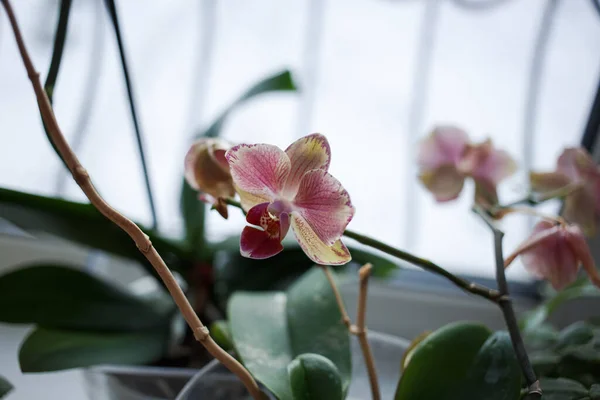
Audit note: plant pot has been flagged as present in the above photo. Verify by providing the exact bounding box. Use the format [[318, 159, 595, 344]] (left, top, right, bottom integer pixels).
[[83, 365, 197, 400], [176, 331, 410, 400]]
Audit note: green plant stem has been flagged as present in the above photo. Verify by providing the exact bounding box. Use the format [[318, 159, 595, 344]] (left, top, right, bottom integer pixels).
[[224, 198, 501, 302], [104, 0, 158, 230], [473, 206, 541, 398], [493, 182, 582, 214]]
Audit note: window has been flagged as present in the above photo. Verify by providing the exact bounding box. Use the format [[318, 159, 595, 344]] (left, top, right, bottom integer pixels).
[[1, 0, 599, 280]]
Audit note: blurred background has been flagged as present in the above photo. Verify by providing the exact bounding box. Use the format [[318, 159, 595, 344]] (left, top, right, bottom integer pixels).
[[2, 1, 600, 399], [2, 0, 600, 280]]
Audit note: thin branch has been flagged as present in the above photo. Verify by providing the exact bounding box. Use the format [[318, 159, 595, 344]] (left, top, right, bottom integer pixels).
[[353, 264, 380, 400], [342, 229, 501, 302], [0, 2, 264, 398], [223, 198, 501, 303], [320, 265, 380, 400], [473, 206, 542, 398], [103, 0, 158, 230], [320, 266, 352, 329]]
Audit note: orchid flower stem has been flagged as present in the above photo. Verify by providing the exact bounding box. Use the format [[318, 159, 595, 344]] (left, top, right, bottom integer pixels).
[[494, 181, 583, 211], [354, 264, 381, 400], [223, 198, 502, 302], [0, 2, 264, 398], [320, 265, 381, 400], [473, 206, 541, 398]]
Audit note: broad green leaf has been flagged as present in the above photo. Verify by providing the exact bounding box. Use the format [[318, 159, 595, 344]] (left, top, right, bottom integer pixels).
[[288, 353, 343, 400], [213, 241, 400, 310], [181, 70, 298, 254], [394, 322, 492, 400], [555, 322, 594, 352], [209, 320, 233, 351], [0, 265, 171, 331], [19, 327, 167, 372], [538, 377, 589, 400], [520, 278, 600, 334], [0, 376, 12, 399], [459, 332, 521, 400], [0, 187, 189, 276], [228, 267, 351, 400]]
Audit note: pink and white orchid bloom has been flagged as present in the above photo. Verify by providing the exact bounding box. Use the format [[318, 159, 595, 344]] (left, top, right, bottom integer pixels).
[[530, 147, 600, 236], [225, 134, 355, 265], [505, 220, 600, 290], [417, 126, 517, 205]]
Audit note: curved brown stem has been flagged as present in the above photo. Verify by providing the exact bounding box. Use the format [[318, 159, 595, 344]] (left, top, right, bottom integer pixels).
[[0, 1, 263, 398]]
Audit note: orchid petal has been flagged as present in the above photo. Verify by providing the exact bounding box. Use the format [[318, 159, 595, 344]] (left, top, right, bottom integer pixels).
[[226, 144, 291, 210], [417, 126, 468, 171], [565, 225, 600, 288], [290, 213, 351, 265], [504, 221, 560, 268], [292, 169, 354, 245], [240, 203, 289, 259], [283, 133, 331, 197], [562, 188, 597, 236], [474, 179, 499, 208], [520, 222, 579, 290], [461, 140, 517, 185], [240, 226, 284, 259], [557, 148, 596, 180], [529, 172, 572, 194], [419, 165, 465, 202]]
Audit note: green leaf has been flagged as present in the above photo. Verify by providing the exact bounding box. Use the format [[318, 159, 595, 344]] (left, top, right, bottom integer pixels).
[[0, 187, 189, 276], [181, 70, 298, 254], [520, 278, 600, 334], [394, 322, 492, 400], [228, 267, 351, 400], [209, 320, 233, 351], [555, 322, 595, 352], [0, 265, 171, 331], [288, 353, 343, 400], [459, 332, 521, 400], [538, 377, 589, 400], [19, 327, 167, 372], [0, 376, 13, 399], [213, 240, 400, 311]]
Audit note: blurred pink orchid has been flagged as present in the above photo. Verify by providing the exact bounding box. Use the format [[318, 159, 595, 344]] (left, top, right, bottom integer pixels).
[[530, 147, 600, 236], [417, 126, 517, 205], [185, 138, 235, 219], [505, 220, 600, 290], [225, 133, 355, 265]]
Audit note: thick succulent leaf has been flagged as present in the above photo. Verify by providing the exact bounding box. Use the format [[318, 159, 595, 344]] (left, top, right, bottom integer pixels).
[[0, 265, 171, 331], [228, 267, 351, 400], [19, 327, 167, 372], [395, 322, 493, 400], [0, 376, 12, 399], [0, 187, 189, 276]]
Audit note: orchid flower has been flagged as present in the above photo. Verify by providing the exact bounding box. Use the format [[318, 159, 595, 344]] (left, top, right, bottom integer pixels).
[[505, 220, 600, 290], [185, 138, 235, 219], [530, 147, 600, 236], [225, 134, 355, 265], [417, 126, 517, 205]]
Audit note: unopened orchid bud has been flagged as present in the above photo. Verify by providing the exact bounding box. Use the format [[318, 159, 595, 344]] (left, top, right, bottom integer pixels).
[[184, 138, 236, 218], [505, 220, 600, 290]]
